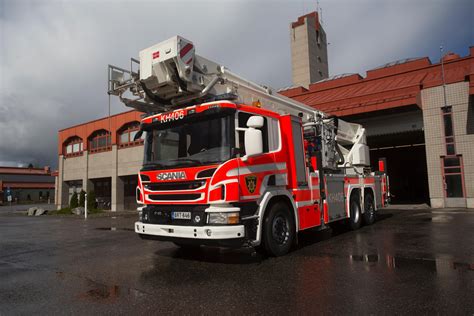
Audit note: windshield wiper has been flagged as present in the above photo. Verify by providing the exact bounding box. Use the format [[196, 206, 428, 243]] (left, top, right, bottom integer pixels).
[[169, 158, 203, 165], [201, 160, 224, 164]]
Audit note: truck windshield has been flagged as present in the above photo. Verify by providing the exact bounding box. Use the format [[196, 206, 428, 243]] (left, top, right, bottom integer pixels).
[[143, 114, 233, 169]]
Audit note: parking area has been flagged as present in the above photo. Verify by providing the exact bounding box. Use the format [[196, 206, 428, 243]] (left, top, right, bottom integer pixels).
[[0, 207, 473, 314]]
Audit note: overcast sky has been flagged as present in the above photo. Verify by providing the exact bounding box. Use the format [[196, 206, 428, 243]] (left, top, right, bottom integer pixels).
[[0, 0, 473, 168]]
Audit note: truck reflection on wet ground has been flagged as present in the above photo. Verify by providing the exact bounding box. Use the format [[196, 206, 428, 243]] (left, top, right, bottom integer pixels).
[[296, 211, 393, 247], [154, 245, 264, 264]]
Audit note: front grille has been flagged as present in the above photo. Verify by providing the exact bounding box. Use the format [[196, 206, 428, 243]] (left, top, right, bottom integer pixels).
[[145, 180, 205, 191], [142, 205, 208, 226], [148, 194, 201, 201]]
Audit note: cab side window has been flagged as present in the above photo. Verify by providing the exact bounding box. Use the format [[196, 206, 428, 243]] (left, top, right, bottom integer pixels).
[[237, 112, 269, 155]]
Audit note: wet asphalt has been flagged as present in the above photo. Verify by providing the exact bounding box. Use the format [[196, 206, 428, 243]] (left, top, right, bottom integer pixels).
[[0, 208, 473, 315]]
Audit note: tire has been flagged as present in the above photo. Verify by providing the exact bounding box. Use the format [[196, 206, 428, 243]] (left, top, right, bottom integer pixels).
[[363, 192, 376, 225], [262, 201, 296, 257], [349, 195, 362, 230]]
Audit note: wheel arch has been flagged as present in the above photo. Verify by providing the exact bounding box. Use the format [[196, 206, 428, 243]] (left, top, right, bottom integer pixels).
[[252, 190, 298, 246], [350, 187, 361, 200], [363, 187, 376, 211], [347, 187, 361, 213]]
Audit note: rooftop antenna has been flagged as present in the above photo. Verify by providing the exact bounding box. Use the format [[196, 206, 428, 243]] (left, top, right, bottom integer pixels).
[[316, 0, 322, 25], [440, 44, 448, 108], [320, 6, 323, 25]]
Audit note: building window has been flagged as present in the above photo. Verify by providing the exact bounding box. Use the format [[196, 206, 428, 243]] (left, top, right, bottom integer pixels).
[[118, 122, 144, 148], [467, 95, 474, 135], [441, 156, 465, 198], [124, 176, 138, 197], [94, 178, 111, 198], [89, 130, 111, 153], [442, 106, 456, 155], [63, 136, 83, 157]]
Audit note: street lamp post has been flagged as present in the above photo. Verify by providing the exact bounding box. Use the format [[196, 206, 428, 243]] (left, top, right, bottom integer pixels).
[[84, 193, 88, 219]]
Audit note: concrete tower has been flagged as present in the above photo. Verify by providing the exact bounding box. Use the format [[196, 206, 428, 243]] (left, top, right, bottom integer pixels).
[[290, 12, 329, 88]]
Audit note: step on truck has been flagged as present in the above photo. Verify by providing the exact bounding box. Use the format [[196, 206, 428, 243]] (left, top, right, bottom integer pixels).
[[108, 36, 390, 256]]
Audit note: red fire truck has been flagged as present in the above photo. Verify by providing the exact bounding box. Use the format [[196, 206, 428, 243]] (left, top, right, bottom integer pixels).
[[108, 36, 389, 256]]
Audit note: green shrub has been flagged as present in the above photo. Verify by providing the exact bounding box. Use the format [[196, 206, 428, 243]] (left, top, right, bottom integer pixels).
[[70, 192, 79, 209], [79, 190, 86, 207], [87, 190, 96, 210]]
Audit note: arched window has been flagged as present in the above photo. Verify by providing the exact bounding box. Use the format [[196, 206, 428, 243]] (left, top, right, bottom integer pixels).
[[63, 136, 83, 157], [88, 129, 111, 153], [118, 122, 144, 148]]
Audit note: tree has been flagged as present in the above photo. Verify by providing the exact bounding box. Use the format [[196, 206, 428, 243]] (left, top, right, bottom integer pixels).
[[70, 192, 79, 209], [87, 190, 96, 210], [79, 190, 86, 207]]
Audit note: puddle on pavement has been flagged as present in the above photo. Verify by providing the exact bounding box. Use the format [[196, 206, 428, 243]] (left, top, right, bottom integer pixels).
[[422, 215, 454, 223], [85, 284, 121, 300], [409, 213, 455, 223], [55, 271, 147, 302], [79, 282, 148, 302], [95, 227, 134, 231], [350, 254, 473, 273]]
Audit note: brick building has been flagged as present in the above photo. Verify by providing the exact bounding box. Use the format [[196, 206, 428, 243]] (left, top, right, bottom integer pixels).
[[0, 166, 55, 204], [280, 48, 474, 208], [56, 111, 144, 211]]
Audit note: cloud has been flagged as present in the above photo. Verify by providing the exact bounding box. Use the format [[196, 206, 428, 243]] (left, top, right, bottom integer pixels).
[[0, 0, 472, 168], [324, 0, 473, 76]]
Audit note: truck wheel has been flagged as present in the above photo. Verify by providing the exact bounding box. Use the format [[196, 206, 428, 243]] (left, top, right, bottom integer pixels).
[[262, 202, 295, 257], [363, 193, 376, 225], [349, 195, 362, 230]]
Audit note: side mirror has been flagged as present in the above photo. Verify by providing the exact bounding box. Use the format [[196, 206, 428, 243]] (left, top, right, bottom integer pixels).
[[244, 128, 263, 158], [246, 115, 264, 128]]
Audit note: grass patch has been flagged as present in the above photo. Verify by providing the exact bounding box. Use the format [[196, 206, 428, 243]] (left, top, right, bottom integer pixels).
[[48, 207, 72, 215], [48, 207, 105, 216], [87, 208, 104, 215]]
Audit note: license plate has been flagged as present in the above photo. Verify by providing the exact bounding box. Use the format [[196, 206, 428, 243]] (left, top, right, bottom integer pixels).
[[171, 211, 191, 220]]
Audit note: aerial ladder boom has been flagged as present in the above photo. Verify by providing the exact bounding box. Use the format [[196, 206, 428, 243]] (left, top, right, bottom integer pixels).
[[108, 36, 370, 171]]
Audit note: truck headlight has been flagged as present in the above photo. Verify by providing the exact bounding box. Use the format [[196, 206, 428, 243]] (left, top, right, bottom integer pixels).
[[208, 212, 239, 224]]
